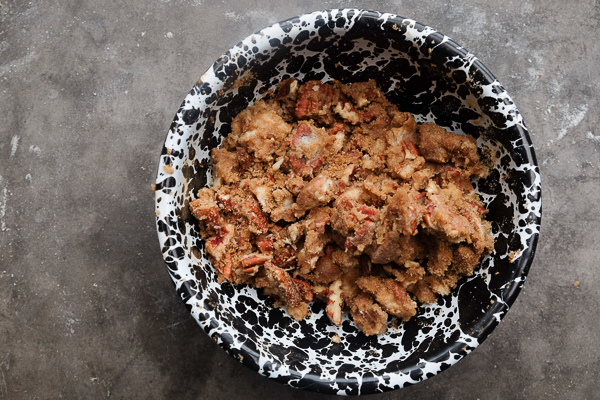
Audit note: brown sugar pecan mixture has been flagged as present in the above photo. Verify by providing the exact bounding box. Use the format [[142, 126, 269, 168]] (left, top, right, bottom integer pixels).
[[190, 79, 494, 336]]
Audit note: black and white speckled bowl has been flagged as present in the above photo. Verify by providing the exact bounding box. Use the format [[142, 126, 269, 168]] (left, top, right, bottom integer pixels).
[[155, 10, 541, 395]]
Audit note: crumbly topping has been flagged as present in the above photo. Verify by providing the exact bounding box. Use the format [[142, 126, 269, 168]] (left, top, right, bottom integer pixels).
[[190, 79, 494, 335]]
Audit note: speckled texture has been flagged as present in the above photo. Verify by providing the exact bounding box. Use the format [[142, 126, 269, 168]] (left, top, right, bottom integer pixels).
[[155, 10, 540, 395], [1, 1, 599, 399]]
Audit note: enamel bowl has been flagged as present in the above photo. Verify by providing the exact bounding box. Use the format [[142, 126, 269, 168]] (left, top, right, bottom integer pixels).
[[155, 9, 541, 395]]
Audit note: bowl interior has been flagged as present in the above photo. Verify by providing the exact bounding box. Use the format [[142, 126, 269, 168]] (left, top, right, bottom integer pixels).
[[155, 9, 541, 395]]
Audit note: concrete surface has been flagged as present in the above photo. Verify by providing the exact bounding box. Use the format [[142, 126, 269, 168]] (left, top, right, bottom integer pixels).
[[0, 0, 598, 399]]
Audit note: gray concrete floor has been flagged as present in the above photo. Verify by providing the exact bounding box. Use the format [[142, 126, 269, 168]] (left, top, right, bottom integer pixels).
[[0, 0, 598, 399]]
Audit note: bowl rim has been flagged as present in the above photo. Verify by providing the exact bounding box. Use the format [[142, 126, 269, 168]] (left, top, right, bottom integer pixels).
[[155, 8, 542, 395]]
